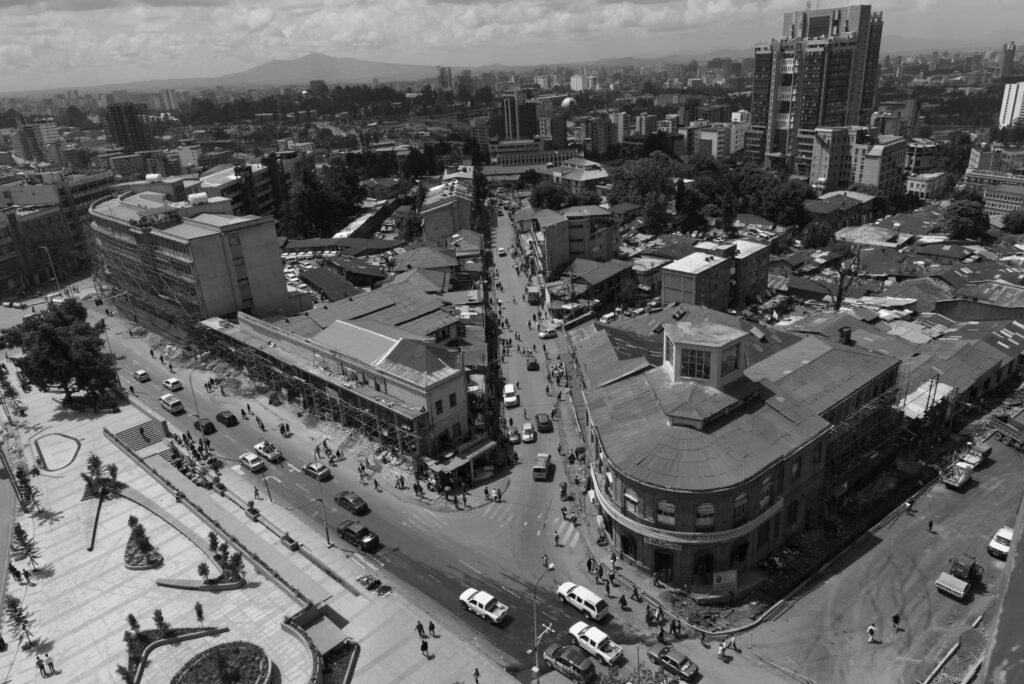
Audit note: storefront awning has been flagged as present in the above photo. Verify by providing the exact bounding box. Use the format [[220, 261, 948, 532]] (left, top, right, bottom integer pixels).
[[426, 439, 497, 473]]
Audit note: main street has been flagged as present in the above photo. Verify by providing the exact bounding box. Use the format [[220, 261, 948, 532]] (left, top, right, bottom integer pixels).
[[84, 209, 645, 682]]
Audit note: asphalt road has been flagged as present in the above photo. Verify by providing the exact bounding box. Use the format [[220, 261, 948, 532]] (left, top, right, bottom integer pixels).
[[84, 214, 642, 682]]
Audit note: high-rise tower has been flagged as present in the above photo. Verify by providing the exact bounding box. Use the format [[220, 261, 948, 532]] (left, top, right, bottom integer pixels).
[[104, 102, 154, 152], [999, 42, 1017, 80], [747, 4, 883, 174]]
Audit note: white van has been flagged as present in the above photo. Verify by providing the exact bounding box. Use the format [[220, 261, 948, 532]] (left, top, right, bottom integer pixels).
[[503, 383, 519, 408], [557, 582, 609, 621], [599, 312, 616, 324], [159, 393, 184, 414], [533, 453, 552, 481]]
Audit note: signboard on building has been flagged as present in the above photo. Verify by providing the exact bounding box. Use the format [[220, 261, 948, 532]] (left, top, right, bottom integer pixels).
[[645, 536, 683, 551], [713, 569, 738, 593]]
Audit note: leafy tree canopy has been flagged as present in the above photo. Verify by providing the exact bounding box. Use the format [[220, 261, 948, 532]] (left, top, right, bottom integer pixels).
[[944, 197, 990, 241], [1002, 210, 1024, 235], [530, 181, 573, 210], [3, 300, 117, 402]]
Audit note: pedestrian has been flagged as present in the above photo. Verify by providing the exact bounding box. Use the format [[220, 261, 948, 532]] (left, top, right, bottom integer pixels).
[[462, 493, 467, 507], [484, 488, 491, 501], [596, 565, 603, 581], [421, 639, 430, 657], [726, 634, 737, 651], [892, 614, 901, 631], [605, 578, 612, 596], [129, 384, 134, 395], [416, 620, 425, 637], [609, 571, 616, 586], [610, 551, 617, 566], [718, 642, 726, 661], [474, 667, 480, 683], [395, 476, 401, 489], [247, 403, 251, 412], [867, 623, 876, 643], [44, 654, 55, 675], [374, 479, 382, 492], [658, 626, 666, 643], [586, 557, 593, 574], [139, 426, 145, 439], [554, 531, 560, 547], [656, 606, 663, 623], [928, 520, 934, 533], [543, 553, 549, 567], [561, 506, 568, 520], [428, 621, 437, 637], [36, 655, 45, 676], [619, 595, 628, 610], [400, 475, 406, 489], [254, 487, 261, 501], [632, 585, 641, 601]]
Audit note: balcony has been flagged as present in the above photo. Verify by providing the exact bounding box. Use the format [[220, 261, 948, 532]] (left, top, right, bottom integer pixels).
[[590, 467, 784, 545]]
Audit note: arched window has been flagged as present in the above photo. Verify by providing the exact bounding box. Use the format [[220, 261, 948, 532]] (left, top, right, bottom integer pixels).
[[656, 500, 675, 526], [733, 493, 749, 522], [623, 488, 639, 515], [759, 476, 773, 508], [696, 502, 715, 528]]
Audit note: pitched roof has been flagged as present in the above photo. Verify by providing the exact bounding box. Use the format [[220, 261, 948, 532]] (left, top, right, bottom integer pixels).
[[394, 246, 459, 271], [299, 267, 361, 301]]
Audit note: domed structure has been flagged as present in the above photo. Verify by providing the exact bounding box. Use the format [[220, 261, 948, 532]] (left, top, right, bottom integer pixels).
[[561, 97, 577, 110]]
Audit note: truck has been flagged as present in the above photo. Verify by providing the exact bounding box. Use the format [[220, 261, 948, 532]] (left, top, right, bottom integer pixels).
[[936, 556, 984, 600], [940, 461, 974, 490], [526, 285, 541, 305], [958, 442, 992, 470]]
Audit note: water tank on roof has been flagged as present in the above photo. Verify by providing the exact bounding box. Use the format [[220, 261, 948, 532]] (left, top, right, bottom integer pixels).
[[188, 192, 209, 205], [145, 173, 163, 183]]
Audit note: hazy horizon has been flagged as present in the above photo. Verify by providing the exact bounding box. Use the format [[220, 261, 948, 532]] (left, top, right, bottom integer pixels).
[[0, 0, 1020, 95]]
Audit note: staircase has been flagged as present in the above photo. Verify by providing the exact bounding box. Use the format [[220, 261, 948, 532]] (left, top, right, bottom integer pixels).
[[114, 419, 167, 453]]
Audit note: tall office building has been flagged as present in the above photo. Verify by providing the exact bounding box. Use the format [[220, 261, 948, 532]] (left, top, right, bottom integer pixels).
[[748, 4, 883, 175], [437, 66, 454, 92], [105, 102, 154, 152], [999, 42, 1017, 80], [999, 81, 1024, 129], [12, 118, 61, 164]]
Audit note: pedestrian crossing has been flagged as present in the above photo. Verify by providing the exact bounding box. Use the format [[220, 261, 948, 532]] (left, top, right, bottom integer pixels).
[[399, 502, 584, 548]]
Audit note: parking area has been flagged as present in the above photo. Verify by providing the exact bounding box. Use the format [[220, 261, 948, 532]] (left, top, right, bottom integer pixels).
[[744, 435, 1023, 683]]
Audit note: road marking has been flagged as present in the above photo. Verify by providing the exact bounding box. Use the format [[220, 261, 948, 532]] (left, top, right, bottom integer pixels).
[[427, 573, 441, 583], [459, 560, 482, 574], [266, 475, 282, 484], [285, 463, 302, 473]]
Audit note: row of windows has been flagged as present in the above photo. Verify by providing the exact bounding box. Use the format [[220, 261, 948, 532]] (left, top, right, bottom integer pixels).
[[434, 392, 459, 415]]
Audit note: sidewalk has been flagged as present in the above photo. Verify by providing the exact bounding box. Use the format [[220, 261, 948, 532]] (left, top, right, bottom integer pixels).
[[0, 381, 517, 683]]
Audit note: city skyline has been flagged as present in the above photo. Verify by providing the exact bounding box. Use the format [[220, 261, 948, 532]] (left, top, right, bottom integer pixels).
[[0, 0, 1020, 95]]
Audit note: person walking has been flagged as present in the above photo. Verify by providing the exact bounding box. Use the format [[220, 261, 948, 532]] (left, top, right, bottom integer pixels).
[[542, 554, 549, 567], [44, 654, 55, 675], [718, 642, 727, 661], [253, 487, 261, 501], [374, 479, 382, 492], [554, 531, 560, 547], [928, 520, 934, 533], [421, 639, 430, 658], [36, 656, 46, 676], [605, 578, 612, 596], [726, 634, 737, 651], [892, 614, 901, 631], [428, 621, 437, 637], [474, 667, 480, 683], [416, 621, 425, 637], [867, 623, 877, 643]]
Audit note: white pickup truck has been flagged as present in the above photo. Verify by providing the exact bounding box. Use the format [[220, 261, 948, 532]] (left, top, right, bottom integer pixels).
[[941, 461, 974, 490]]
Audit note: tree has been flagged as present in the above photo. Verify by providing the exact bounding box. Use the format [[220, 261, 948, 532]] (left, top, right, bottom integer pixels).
[[517, 169, 542, 188], [823, 244, 863, 311], [572, 188, 603, 207], [106, 463, 118, 482], [127, 613, 140, 633], [4, 595, 36, 646], [197, 562, 210, 583], [14, 468, 39, 512], [208, 532, 220, 554], [3, 299, 118, 403], [12, 522, 41, 568], [945, 197, 989, 240], [1002, 210, 1024, 235], [530, 181, 571, 210], [129, 523, 153, 554], [116, 664, 133, 683], [153, 608, 169, 633], [194, 601, 204, 625], [400, 149, 432, 179]]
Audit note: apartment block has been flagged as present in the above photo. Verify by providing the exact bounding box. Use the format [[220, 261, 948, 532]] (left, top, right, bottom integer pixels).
[[661, 252, 733, 310], [809, 126, 907, 200], [999, 81, 1024, 128]]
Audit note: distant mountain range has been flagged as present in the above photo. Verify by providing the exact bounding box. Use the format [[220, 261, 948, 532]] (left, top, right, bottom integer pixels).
[[4, 31, 1021, 98]]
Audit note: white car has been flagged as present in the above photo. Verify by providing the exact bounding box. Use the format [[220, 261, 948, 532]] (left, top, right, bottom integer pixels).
[[239, 452, 266, 473], [253, 440, 283, 463], [497, 247, 507, 256], [522, 422, 536, 443], [988, 526, 1014, 559], [459, 588, 509, 625], [162, 377, 183, 391], [538, 328, 557, 339], [569, 621, 623, 666], [132, 369, 150, 382]]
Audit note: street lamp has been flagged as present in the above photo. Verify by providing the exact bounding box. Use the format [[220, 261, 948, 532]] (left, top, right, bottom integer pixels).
[[37, 245, 61, 296], [312, 449, 332, 547], [530, 562, 555, 682]]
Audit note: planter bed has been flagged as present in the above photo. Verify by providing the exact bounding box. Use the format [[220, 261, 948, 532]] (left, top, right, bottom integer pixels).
[[170, 640, 270, 684]]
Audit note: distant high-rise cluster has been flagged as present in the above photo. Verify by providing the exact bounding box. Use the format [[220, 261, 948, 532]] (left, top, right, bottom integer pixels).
[[437, 66, 453, 92], [104, 102, 154, 152], [746, 4, 883, 175], [999, 42, 1017, 80]]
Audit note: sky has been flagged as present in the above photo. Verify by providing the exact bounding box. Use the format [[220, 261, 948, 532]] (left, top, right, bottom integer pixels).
[[0, 0, 1020, 95]]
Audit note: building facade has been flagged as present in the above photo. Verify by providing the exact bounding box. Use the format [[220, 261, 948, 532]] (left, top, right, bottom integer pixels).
[[998, 81, 1024, 128], [105, 102, 154, 152]]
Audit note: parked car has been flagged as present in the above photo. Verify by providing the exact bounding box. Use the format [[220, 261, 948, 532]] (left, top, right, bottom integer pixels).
[[193, 418, 215, 435], [507, 428, 521, 444], [216, 410, 238, 427], [337, 520, 379, 551], [989, 525, 1014, 559], [526, 357, 540, 371], [569, 622, 622, 666], [539, 328, 557, 339], [162, 377, 183, 391], [253, 440, 283, 463], [238, 452, 266, 473], [132, 369, 150, 382], [535, 413, 553, 433], [335, 491, 369, 515], [302, 462, 331, 481], [522, 422, 536, 443], [646, 646, 699, 681], [543, 643, 597, 683], [497, 247, 507, 256], [459, 588, 509, 625]]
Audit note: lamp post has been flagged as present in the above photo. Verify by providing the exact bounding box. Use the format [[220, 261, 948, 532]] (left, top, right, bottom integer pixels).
[[530, 562, 555, 682], [186, 371, 202, 424], [37, 245, 61, 296], [313, 449, 331, 547]]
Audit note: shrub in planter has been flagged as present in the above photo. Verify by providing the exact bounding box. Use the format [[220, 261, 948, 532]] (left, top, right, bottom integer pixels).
[[124, 522, 163, 568], [280, 533, 299, 551]]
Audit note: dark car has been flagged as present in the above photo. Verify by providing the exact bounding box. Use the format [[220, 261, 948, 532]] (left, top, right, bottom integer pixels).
[[337, 519, 379, 551], [543, 643, 596, 683], [193, 418, 216, 435], [216, 410, 238, 427], [647, 645, 699, 681], [302, 462, 331, 481], [526, 357, 540, 371], [535, 413, 553, 433], [335, 490, 369, 515]]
